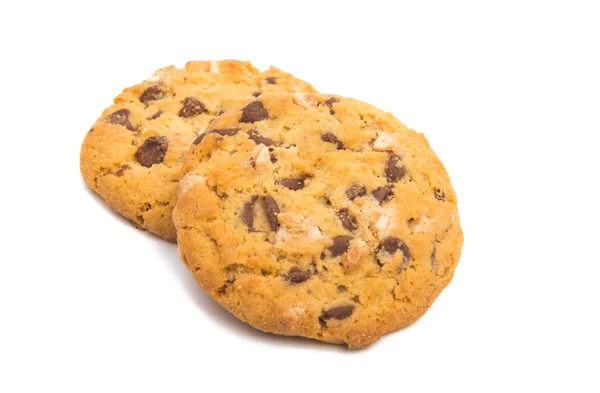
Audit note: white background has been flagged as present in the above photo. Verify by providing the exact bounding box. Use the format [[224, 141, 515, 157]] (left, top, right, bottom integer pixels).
[[1, 1, 599, 392]]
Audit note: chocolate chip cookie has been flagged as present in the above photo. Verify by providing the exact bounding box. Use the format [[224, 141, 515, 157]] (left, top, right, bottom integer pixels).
[[80, 60, 316, 241], [173, 93, 463, 348]]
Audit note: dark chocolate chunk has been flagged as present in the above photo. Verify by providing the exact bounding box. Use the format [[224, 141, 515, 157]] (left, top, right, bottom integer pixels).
[[381, 236, 402, 254], [241, 196, 258, 230], [324, 96, 340, 115], [240, 101, 269, 123], [321, 132, 345, 149], [179, 97, 207, 117], [380, 237, 412, 263], [346, 183, 367, 200], [148, 110, 163, 120], [262, 196, 280, 231], [284, 267, 311, 284], [252, 91, 261, 97], [373, 186, 393, 204], [277, 178, 305, 190], [265, 77, 277, 84], [211, 127, 240, 137], [337, 209, 357, 231], [135, 135, 168, 168], [115, 164, 130, 177], [385, 154, 406, 183], [193, 128, 240, 145], [319, 305, 354, 324], [247, 129, 277, 146], [192, 132, 207, 145], [104, 109, 135, 131], [434, 188, 446, 201], [140, 84, 165, 104], [328, 236, 353, 257]]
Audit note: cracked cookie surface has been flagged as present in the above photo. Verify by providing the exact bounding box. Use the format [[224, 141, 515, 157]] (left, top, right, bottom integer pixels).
[[80, 60, 316, 241], [173, 93, 463, 348]]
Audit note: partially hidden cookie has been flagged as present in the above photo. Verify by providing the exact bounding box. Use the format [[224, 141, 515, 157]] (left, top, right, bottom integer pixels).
[[80, 60, 317, 241], [173, 93, 463, 348]]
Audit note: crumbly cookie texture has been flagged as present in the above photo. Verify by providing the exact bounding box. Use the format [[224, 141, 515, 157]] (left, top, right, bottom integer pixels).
[[174, 93, 463, 348], [80, 60, 316, 241]]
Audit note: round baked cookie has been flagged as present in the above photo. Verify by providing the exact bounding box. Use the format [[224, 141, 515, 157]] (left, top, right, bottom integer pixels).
[[173, 93, 463, 348], [80, 60, 316, 241]]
